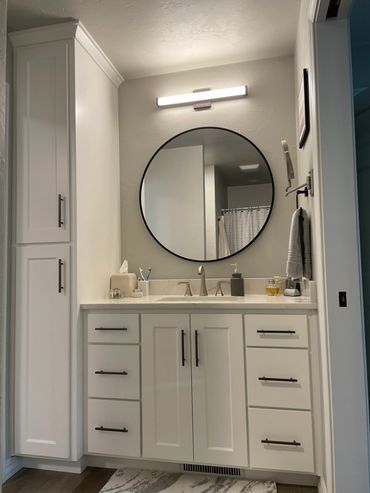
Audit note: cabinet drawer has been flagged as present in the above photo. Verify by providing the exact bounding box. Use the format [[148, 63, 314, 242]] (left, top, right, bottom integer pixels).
[[245, 315, 308, 348], [249, 408, 314, 473], [246, 348, 311, 410], [87, 400, 140, 457], [88, 313, 139, 343], [88, 345, 140, 400]]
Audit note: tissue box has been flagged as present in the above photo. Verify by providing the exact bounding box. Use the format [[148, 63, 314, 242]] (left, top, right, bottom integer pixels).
[[110, 273, 137, 297]]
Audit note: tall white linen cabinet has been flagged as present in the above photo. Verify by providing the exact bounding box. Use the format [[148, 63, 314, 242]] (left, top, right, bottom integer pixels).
[[10, 22, 122, 460]]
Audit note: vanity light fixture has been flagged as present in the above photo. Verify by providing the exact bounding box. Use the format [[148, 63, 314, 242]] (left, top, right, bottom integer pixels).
[[239, 164, 260, 171], [156, 85, 248, 110]]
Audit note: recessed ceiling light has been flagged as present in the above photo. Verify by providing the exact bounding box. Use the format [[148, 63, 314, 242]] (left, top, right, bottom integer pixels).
[[239, 164, 260, 171]]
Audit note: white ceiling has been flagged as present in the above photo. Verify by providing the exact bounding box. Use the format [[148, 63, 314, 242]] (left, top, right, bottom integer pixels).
[[7, 0, 300, 80]]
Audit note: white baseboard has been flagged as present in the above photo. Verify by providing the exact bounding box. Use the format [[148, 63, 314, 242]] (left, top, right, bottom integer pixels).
[[86, 455, 183, 472], [22, 456, 87, 474], [10, 453, 321, 488], [3, 456, 23, 483], [86, 455, 319, 486]]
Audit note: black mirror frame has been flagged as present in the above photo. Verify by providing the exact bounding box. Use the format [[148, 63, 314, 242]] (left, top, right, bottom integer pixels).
[[139, 126, 275, 263]]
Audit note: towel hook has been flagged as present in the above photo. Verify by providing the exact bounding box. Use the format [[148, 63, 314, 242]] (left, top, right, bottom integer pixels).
[[286, 170, 314, 209], [296, 188, 308, 209]]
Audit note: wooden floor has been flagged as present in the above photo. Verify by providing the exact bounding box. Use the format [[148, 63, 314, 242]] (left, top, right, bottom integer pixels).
[[3, 468, 318, 493]]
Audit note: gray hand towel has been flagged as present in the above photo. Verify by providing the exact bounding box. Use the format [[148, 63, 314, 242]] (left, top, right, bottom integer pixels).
[[286, 207, 312, 279]]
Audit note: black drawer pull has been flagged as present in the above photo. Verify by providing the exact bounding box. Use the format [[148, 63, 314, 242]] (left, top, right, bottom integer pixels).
[[58, 259, 64, 293], [258, 376, 298, 383], [95, 327, 128, 331], [58, 194, 64, 227], [262, 438, 301, 447], [257, 330, 296, 334], [95, 370, 128, 375], [195, 330, 200, 367], [181, 330, 185, 367], [95, 426, 128, 433]]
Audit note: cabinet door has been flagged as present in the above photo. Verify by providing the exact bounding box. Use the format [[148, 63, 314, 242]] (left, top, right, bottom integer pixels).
[[15, 42, 70, 243], [14, 244, 70, 458], [142, 314, 193, 461], [191, 314, 248, 467]]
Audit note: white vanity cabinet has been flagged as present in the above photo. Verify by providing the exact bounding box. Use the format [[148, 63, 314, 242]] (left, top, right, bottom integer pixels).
[[245, 314, 315, 473], [142, 314, 193, 461], [191, 314, 248, 466], [82, 304, 319, 480], [141, 313, 248, 467], [86, 314, 141, 458], [11, 22, 122, 460]]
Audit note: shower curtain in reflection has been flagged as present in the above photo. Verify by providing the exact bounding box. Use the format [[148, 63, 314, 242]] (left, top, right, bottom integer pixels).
[[223, 206, 270, 254]]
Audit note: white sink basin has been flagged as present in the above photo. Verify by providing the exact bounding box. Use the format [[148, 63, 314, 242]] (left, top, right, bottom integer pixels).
[[158, 296, 237, 302]]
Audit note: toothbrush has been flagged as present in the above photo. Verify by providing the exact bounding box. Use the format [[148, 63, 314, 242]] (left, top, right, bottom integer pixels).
[[146, 267, 152, 281], [139, 268, 145, 281]]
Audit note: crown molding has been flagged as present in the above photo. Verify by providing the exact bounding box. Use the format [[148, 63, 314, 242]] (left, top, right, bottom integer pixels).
[[9, 21, 79, 47], [9, 21, 124, 87], [75, 22, 124, 87]]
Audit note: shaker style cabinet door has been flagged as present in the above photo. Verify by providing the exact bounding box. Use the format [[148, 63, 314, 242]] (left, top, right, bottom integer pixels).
[[15, 41, 70, 243], [14, 244, 70, 458], [191, 314, 248, 467], [142, 314, 193, 461]]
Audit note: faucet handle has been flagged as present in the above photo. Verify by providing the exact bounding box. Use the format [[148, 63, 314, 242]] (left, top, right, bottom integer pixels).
[[178, 281, 193, 297], [215, 280, 230, 296]]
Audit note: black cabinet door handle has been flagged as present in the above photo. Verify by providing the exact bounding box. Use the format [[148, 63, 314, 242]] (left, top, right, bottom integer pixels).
[[257, 330, 296, 334], [95, 327, 128, 331], [261, 438, 301, 447], [95, 426, 128, 433], [58, 194, 64, 228], [58, 259, 64, 293], [181, 330, 185, 367], [258, 376, 298, 383], [195, 330, 199, 367], [95, 370, 128, 375]]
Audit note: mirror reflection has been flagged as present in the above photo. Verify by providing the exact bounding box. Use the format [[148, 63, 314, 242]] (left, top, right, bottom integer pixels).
[[140, 127, 274, 261]]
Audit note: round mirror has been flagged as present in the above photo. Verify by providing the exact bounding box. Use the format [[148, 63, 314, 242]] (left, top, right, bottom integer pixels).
[[140, 127, 274, 262]]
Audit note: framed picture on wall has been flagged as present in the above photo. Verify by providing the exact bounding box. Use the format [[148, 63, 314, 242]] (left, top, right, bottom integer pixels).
[[298, 68, 310, 149]]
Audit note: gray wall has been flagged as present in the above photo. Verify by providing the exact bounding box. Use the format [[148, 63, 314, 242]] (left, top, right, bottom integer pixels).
[[0, 0, 7, 484], [119, 56, 296, 278], [227, 184, 272, 208]]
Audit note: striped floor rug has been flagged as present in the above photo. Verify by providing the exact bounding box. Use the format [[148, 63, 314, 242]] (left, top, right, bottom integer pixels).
[[100, 468, 277, 493]]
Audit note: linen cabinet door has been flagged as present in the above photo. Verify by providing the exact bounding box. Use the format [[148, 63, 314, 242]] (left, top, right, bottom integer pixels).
[[191, 314, 248, 467], [14, 244, 70, 458], [15, 41, 70, 243], [142, 314, 193, 461]]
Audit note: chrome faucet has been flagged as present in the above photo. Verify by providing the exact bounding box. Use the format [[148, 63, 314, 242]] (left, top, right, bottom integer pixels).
[[198, 265, 208, 296]]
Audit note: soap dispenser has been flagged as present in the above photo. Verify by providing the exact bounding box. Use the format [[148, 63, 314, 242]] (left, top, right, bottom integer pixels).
[[230, 263, 245, 296]]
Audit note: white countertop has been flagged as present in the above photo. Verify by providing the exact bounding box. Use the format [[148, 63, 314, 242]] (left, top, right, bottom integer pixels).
[[81, 294, 317, 310]]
